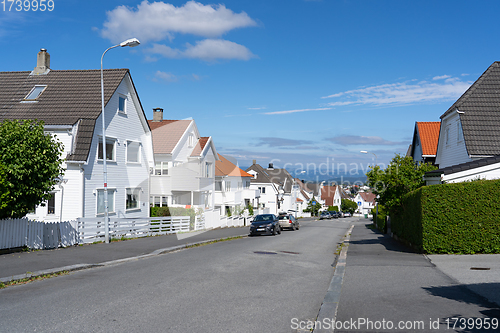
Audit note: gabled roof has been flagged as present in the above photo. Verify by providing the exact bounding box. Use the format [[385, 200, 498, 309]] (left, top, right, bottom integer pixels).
[[191, 137, 209, 157], [147, 119, 192, 154], [440, 62, 500, 156], [416, 122, 440, 156], [358, 192, 376, 204], [0, 69, 132, 162], [245, 163, 294, 193], [215, 154, 252, 177], [295, 178, 321, 197], [321, 185, 338, 206]]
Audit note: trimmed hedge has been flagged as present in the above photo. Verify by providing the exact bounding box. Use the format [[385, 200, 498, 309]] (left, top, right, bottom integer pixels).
[[392, 179, 500, 254], [371, 205, 387, 233], [150, 206, 196, 227]]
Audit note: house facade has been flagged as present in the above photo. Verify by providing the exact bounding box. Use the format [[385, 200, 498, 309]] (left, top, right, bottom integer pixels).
[[214, 154, 259, 216], [321, 185, 341, 210], [354, 192, 376, 216], [0, 49, 154, 221], [148, 108, 218, 210], [435, 62, 500, 169], [409, 121, 440, 165]]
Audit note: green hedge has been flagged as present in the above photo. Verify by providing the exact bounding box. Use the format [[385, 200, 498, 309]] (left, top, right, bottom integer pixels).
[[371, 205, 387, 233], [392, 179, 500, 254]]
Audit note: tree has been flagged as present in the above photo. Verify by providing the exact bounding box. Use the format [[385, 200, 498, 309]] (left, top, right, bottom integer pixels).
[[341, 199, 357, 214], [366, 154, 437, 215], [0, 119, 64, 218], [304, 197, 322, 216], [0, 163, 11, 213]]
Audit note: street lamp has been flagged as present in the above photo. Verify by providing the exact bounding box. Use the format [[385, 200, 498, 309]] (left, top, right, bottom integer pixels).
[[101, 38, 140, 243], [360, 150, 378, 166]]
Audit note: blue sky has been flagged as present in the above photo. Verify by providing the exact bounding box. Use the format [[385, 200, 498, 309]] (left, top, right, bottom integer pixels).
[[2, 0, 500, 176]]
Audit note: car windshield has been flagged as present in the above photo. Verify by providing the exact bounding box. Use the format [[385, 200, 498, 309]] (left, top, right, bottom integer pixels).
[[278, 216, 289, 220], [254, 215, 273, 222]]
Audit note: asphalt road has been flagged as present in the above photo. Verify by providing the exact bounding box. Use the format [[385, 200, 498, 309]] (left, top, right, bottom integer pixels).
[[0, 218, 352, 333], [335, 221, 500, 333]]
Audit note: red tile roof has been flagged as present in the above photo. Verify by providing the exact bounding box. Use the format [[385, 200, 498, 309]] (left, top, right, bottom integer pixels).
[[215, 154, 252, 177], [417, 122, 440, 156], [321, 185, 338, 206]]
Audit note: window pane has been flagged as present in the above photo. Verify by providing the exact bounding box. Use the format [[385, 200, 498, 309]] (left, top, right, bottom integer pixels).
[[98, 140, 114, 161], [26, 85, 46, 100], [119, 96, 126, 112], [155, 162, 162, 175], [97, 190, 114, 214], [47, 194, 55, 214], [127, 141, 140, 163], [215, 181, 222, 191], [126, 188, 140, 210]]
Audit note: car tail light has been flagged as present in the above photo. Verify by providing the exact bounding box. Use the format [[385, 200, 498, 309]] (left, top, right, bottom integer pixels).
[[289, 220, 292, 223]]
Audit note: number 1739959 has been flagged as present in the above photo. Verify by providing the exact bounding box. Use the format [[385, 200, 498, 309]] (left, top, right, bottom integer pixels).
[[2, 0, 54, 11]]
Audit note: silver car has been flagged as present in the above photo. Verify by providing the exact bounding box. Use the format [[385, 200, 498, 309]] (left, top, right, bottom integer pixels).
[[278, 214, 300, 231]]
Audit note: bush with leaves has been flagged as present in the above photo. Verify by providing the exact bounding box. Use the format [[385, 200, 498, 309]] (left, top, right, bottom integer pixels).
[[365, 154, 436, 217], [341, 198, 357, 214], [0, 119, 64, 218]]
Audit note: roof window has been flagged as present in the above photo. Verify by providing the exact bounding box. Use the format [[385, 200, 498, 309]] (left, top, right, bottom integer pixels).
[[24, 85, 47, 100]]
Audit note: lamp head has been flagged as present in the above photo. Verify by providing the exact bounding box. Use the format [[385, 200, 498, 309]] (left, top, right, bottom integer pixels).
[[360, 150, 368, 154], [120, 38, 141, 47]]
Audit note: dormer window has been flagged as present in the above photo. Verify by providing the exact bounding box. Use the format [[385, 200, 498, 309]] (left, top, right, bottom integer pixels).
[[118, 95, 126, 113], [188, 133, 195, 148], [24, 85, 47, 100]]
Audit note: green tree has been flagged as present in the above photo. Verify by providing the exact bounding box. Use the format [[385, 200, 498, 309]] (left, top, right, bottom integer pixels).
[[0, 163, 11, 213], [366, 154, 437, 216], [341, 199, 357, 214], [304, 197, 322, 216], [0, 119, 64, 218], [328, 205, 339, 212]]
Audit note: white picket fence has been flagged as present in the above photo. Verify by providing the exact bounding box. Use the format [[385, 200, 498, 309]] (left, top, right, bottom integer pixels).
[[195, 210, 253, 231], [77, 216, 190, 244], [0, 218, 78, 250], [0, 216, 191, 250]]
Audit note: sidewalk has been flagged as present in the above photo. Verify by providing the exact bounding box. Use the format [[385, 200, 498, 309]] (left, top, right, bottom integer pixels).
[[0, 227, 249, 283], [333, 221, 500, 332]]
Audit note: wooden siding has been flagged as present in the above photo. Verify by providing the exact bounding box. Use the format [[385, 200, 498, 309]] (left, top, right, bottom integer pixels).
[[436, 112, 471, 168], [84, 76, 151, 218]]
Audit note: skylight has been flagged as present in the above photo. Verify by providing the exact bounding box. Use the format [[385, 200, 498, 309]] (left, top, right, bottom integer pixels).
[[25, 85, 47, 100]]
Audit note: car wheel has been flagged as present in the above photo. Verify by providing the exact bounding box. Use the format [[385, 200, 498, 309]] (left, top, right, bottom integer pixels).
[[277, 226, 281, 234], [291, 224, 296, 231], [272, 227, 277, 236], [297, 224, 299, 230]]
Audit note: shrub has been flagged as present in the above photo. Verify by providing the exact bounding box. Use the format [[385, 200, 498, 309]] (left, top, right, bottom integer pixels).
[[150, 206, 196, 227], [392, 179, 500, 254], [371, 205, 387, 232], [328, 205, 339, 212]]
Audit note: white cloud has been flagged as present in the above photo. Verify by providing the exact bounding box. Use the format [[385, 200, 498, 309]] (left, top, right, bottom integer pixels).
[[263, 107, 332, 115], [101, 0, 257, 44], [154, 70, 178, 82], [432, 75, 451, 80], [146, 39, 256, 61], [322, 77, 471, 107]]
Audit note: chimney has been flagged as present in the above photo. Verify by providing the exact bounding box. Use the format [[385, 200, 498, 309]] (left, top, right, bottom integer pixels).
[[252, 159, 256, 165], [268, 163, 274, 169], [32, 48, 50, 75], [153, 108, 164, 122]]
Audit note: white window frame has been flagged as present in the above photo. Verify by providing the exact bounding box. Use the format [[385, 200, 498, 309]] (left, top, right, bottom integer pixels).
[[98, 137, 116, 162], [126, 140, 141, 164], [24, 85, 47, 100], [215, 181, 222, 191], [118, 94, 127, 114], [205, 162, 212, 178], [188, 134, 195, 148], [155, 161, 169, 175], [96, 188, 116, 215], [126, 188, 141, 211], [47, 193, 56, 215], [224, 181, 231, 192]]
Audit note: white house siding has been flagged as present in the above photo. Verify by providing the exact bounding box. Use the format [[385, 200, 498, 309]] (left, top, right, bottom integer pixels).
[[413, 135, 423, 163], [443, 162, 500, 183], [435, 113, 471, 169], [27, 129, 85, 222], [84, 76, 152, 218]]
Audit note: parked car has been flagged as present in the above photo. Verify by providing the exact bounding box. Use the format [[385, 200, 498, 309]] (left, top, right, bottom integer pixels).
[[329, 211, 339, 218], [338, 211, 344, 218], [343, 212, 352, 217], [249, 214, 281, 236], [319, 211, 330, 220], [278, 214, 300, 231]]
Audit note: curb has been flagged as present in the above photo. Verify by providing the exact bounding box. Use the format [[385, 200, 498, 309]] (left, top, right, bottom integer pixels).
[[313, 224, 354, 333], [0, 233, 248, 285]]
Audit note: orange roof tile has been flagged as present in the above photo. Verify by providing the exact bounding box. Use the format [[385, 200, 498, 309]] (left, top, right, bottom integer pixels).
[[215, 154, 252, 177], [417, 122, 440, 156]]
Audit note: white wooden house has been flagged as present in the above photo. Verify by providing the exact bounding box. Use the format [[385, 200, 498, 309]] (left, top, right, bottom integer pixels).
[[148, 108, 218, 209], [0, 49, 154, 221]]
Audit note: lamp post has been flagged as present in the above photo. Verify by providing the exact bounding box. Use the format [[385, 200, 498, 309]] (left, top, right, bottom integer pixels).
[[360, 150, 378, 167], [101, 38, 140, 243]]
